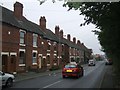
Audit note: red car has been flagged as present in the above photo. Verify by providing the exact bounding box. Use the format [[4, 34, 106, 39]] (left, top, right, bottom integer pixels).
[[62, 63, 84, 78], [105, 58, 113, 65]]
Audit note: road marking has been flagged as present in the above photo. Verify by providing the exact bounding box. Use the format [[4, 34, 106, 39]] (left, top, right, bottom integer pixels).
[[43, 80, 62, 88]]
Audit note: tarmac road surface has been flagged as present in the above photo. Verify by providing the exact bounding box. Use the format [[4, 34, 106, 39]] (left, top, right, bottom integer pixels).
[[3, 61, 111, 89]]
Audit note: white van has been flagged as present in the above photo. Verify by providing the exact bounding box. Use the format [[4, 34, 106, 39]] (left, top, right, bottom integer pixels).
[[88, 59, 96, 66]]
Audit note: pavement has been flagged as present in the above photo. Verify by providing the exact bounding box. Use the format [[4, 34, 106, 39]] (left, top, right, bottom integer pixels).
[[100, 65, 114, 88], [15, 69, 62, 82], [14, 64, 118, 88]]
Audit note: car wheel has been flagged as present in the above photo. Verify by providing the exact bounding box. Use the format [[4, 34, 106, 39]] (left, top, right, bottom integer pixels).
[[81, 71, 84, 76], [76, 74, 80, 78], [80, 70, 83, 76], [6, 78, 13, 87], [62, 75, 65, 78]]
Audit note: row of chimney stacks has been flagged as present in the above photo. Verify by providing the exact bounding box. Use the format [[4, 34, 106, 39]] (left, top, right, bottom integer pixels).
[[13, 2, 46, 31], [13, 2, 83, 46], [55, 26, 82, 45]]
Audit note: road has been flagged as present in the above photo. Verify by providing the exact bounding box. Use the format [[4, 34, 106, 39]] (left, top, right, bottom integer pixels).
[[5, 61, 107, 89]]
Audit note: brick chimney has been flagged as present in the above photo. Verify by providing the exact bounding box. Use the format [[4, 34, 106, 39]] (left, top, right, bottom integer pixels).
[[14, 2, 23, 20], [77, 40, 81, 45], [73, 37, 76, 44], [60, 30, 63, 38], [82, 43, 84, 45], [55, 26, 60, 36], [67, 34, 71, 41], [39, 16, 46, 31]]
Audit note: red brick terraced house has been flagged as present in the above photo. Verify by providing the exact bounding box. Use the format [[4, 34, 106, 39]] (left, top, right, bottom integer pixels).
[[0, 2, 92, 74]]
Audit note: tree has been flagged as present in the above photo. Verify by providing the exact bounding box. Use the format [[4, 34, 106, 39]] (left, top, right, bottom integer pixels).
[[38, 0, 120, 72], [63, 2, 120, 72]]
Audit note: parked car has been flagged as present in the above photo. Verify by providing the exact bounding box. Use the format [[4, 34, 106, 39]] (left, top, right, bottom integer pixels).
[[0, 71, 15, 87], [88, 59, 96, 66], [105, 58, 113, 65], [62, 63, 84, 78]]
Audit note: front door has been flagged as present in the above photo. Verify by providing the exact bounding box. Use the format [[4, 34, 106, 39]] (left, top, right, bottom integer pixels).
[[2, 55, 8, 72], [10, 55, 16, 73]]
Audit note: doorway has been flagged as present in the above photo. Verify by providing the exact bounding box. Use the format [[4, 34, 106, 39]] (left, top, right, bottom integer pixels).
[[38, 56, 42, 69], [10, 55, 16, 73], [2, 55, 8, 72]]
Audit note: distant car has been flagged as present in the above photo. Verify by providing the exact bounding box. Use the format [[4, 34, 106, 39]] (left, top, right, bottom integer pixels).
[[105, 59, 113, 65], [0, 71, 15, 87], [88, 59, 96, 66], [62, 63, 84, 78]]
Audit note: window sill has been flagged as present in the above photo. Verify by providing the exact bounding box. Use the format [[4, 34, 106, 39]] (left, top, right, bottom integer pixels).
[[32, 63, 37, 65], [19, 64, 26, 66], [20, 44, 26, 46], [47, 64, 50, 66], [33, 46, 37, 48]]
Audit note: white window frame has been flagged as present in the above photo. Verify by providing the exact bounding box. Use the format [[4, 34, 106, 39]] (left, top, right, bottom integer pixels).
[[53, 42, 57, 46], [32, 50, 38, 65], [33, 34, 38, 47], [19, 49, 26, 66], [19, 30, 26, 46]]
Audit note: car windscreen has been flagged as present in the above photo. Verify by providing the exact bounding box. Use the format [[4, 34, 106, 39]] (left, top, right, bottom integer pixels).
[[65, 64, 76, 68], [0, 71, 2, 75]]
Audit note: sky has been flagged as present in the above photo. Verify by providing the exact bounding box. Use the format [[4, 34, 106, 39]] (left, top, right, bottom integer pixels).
[[1, 0, 104, 55]]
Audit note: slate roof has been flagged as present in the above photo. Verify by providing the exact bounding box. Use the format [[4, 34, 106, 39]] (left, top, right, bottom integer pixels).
[[60, 38, 83, 50], [0, 5, 90, 52], [18, 17, 45, 36], [0, 5, 21, 28], [43, 29, 60, 42], [0, 5, 45, 36]]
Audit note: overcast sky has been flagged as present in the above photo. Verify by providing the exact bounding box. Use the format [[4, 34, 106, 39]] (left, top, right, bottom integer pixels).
[[1, 0, 104, 55]]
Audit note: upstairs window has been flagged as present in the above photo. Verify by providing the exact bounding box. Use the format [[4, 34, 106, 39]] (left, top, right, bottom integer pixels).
[[48, 45, 50, 50], [54, 46, 56, 51], [62, 44, 64, 51], [47, 40, 51, 50], [33, 34, 38, 47], [20, 31, 25, 44]]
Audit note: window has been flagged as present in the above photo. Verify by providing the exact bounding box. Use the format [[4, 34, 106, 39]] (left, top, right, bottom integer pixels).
[[54, 56, 57, 63], [71, 58, 75, 62], [19, 51, 25, 65], [53, 42, 57, 51], [20, 31, 25, 44], [62, 45, 64, 51], [32, 52, 37, 64], [48, 45, 50, 50], [33, 34, 38, 47], [65, 64, 76, 68], [47, 55, 50, 64], [54, 46, 56, 51]]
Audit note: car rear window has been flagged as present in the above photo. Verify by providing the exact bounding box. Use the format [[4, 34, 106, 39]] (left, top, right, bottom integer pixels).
[[65, 64, 76, 68], [90, 61, 93, 62]]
